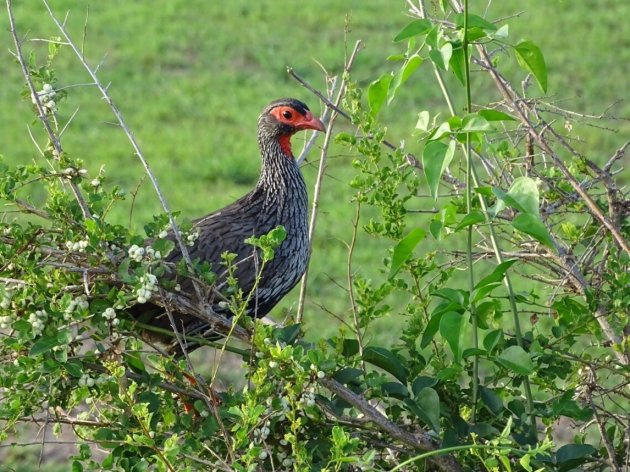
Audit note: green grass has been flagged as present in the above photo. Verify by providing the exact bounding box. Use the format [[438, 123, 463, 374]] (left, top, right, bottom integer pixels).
[[2, 0, 628, 333]]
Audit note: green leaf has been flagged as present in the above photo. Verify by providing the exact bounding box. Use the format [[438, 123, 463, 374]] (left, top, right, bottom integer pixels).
[[508, 176, 540, 216], [429, 219, 443, 240], [393, 19, 433, 42], [30, 335, 60, 356], [341, 338, 360, 357], [512, 214, 555, 248], [363, 346, 408, 383], [429, 121, 452, 141], [152, 238, 175, 258], [388, 55, 423, 104], [475, 300, 497, 329], [411, 376, 438, 396], [478, 109, 516, 121], [454, 211, 485, 231], [555, 444, 596, 464], [118, 258, 134, 283], [138, 391, 161, 414], [463, 348, 485, 358], [515, 40, 547, 93], [483, 329, 503, 353], [94, 428, 117, 449], [551, 392, 593, 421], [470, 422, 500, 438], [273, 323, 301, 344], [422, 139, 456, 200], [335, 132, 356, 145], [368, 73, 392, 117], [439, 43, 453, 70], [436, 366, 462, 381], [454, 13, 498, 32], [429, 43, 452, 71], [57, 328, 73, 345], [492, 176, 541, 217], [334, 367, 364, 385], [388, 228, 427, 279], [421, 311, 443, 349], [387, 53, 406, 61], [496, 345, 534, 375], [480, 386, 504, 415], [415, 387, 441, 432], [62, 362, 82, 381], [471, 282, 502, 303], [449, 46, 466, 85], [416, 110, 430, 132], [381, 382, 409, 399], [475, 260, 517, 290], [432, 288, 466, 306], [125, 352, 147, 373], [461, 114, 492, 132], [439, 311, 466, 362], [494, 24, 509, 39]]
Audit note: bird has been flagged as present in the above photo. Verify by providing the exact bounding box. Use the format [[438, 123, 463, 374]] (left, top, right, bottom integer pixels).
[[131, 98, 325, 354]]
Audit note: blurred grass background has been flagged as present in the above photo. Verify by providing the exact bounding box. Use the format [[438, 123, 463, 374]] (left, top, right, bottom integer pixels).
[[0, 1, 628, 467]]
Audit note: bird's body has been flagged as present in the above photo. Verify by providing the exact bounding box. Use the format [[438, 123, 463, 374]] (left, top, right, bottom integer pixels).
[[132, 98, 324, 353]]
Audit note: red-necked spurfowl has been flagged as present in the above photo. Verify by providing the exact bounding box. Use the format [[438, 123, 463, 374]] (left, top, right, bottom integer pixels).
[[133, 98, 325, 353]]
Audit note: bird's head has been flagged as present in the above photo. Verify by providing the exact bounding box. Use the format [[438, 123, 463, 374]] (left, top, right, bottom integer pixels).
[[258, 98, 326, 158]]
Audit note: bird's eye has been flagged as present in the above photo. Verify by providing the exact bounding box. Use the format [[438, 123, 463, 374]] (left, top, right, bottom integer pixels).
[[282, 110, 293, 119]]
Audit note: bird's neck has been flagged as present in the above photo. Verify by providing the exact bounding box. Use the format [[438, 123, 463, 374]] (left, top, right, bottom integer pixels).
[[255, 137, 307, 223]]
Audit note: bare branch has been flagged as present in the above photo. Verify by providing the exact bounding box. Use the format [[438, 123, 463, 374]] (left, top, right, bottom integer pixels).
[[296, 40, 362, 322]]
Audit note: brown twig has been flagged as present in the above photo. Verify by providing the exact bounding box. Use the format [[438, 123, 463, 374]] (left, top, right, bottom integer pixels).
[[318, 377, 463, 472], [582, 367, 622, 472]]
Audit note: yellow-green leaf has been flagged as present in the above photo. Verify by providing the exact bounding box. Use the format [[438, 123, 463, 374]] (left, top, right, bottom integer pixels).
[[422, 139, 456, 200]]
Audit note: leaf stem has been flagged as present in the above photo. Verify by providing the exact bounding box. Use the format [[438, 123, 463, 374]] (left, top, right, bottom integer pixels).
[[462, 0, 480, 424]]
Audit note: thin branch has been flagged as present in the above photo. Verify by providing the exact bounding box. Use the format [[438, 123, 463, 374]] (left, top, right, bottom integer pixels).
[[473, 42, 630, 256], [318, 377, 463, 472], [347, 201, 366, 370], [6, 0, 92, 220], [296, 40, 362, 322], [41, 1, 205, 303], [296, 75, 338, 166], [7, 199, 50, 219], [583, 367, 622, 472]]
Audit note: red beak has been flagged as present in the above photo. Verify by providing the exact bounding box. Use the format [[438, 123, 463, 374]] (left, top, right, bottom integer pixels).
[[296, 112, 326, 132]]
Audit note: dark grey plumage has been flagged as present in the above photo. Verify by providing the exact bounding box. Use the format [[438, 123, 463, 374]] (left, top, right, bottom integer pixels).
[[132, 98, 324, 353]]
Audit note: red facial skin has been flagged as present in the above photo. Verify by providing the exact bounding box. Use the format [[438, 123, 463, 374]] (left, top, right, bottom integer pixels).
[[269, 105, 326, 157]]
